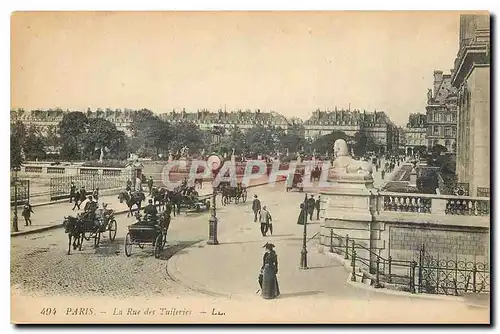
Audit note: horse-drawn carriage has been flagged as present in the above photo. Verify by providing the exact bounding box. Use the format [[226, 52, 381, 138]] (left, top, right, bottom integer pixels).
[[217, 181, 248, 205], [63, 207, 117, 255], [286, 170, 304, 192], [124, 212, 170, 259]]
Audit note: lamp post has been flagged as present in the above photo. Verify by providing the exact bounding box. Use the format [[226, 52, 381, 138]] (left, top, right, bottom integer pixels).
[[300, 193, 308, 270], [207, 155, 221, 245], [12, 166, 21, 232]]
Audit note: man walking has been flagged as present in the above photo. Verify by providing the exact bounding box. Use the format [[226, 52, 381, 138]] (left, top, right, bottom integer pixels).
[[252, 195, 261, 223], [315, 195, 321, 220], [22, 201, 34, 226], [69, 182, 76, 203], [259, 206, 272, 236], [307, 194, 316, 220], [147, 176, 154, 195]]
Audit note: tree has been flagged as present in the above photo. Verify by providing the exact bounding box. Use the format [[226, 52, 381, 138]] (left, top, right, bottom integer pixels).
[[23, 125, 46, 161], [219, 126, 245, 154], [312, 131, 348, 155], [10, 121, 25, 169], [169, 121, 205, 153], [244, 125, 276, 155], [58, 112, 88, 160], [82, 118, 127, 160]]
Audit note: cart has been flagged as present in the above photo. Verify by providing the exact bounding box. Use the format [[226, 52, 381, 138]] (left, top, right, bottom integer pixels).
[[286, 171, 304, 192], [124, 213, 169, 259], [79, 208, 117, 247]]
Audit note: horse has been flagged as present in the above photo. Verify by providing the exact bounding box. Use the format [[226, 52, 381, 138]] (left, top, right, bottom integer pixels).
[[62, 216, 84, 255], [151, 187, 168, 211], [165, 190, 183, 216], [71, 190, 87, 211], [118, 191, 146, 217]]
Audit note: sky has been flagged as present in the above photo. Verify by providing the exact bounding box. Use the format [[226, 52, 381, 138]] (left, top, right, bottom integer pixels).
[[11, 11, 464, 126]]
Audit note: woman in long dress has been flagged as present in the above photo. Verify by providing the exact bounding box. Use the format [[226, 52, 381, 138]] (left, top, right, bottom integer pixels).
[[261, 243, 280, 299], [297, 203, 306, 225]]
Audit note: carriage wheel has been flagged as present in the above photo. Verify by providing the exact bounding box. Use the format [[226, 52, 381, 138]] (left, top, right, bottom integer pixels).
[[124, 233, 132, 257], [108, 219, 117, 241], [161, 232, 167, 250], [242, 190, 247, 203], [154, 234, 163, 259], [94, 232, 101, 247]]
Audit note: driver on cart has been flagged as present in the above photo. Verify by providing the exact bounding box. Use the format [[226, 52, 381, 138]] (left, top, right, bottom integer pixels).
[[143, 199, 158, 225], [81, 196, 98, 226]]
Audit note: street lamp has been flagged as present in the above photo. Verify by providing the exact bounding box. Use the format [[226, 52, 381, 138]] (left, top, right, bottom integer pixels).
[[207, 155, 221, 245], [300, 193, 308, 270], [12, 166, 21, 232]]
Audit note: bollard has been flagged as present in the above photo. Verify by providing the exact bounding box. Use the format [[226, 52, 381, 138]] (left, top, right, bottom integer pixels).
[[351, 241, 356, 282], [329, 229, 334, 253], [410, 261, 417, 293], [388, 256, 392, 283], [345, 235, 350, 260], [376, 256, 380, 286]]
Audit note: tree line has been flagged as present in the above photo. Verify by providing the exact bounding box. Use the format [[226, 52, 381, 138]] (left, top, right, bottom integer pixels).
[[10, 109, 383, 168]]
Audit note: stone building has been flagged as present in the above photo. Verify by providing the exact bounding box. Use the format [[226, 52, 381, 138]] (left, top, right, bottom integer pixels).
[[451, 14, 490, 197], [425, 70, 458, 152], [159, 108, 290, 134], [404, 113, 427, 156], [303, 108, 399, 154]]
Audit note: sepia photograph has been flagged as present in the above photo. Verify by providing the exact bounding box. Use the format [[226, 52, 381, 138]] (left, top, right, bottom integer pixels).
[[9, 10, 490, 324]]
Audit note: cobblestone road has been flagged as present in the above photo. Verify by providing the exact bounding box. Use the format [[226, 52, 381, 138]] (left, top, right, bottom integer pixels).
[[10, 184, 272, 298]]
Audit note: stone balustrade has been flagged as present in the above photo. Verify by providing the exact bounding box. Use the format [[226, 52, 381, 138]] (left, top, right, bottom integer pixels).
[[377, 191, 490, 216]]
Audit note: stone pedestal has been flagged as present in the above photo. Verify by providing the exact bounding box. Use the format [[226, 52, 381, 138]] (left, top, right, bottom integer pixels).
[[409, 169, 417, 187], [320, 172, 378, 273]]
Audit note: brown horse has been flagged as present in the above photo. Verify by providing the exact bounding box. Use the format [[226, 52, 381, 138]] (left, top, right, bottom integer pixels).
[[63, 216, 84, 255], [118, 191, 146, 217]]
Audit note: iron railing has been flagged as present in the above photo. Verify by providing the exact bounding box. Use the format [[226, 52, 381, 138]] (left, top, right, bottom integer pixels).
[[49, 174, 129, 201], [10, 179, 30, 206], [326, 228, 489, 296]]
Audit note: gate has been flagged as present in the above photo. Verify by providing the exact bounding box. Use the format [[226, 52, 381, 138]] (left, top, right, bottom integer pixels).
[[49, 174, 129, 201], [10, 179, 30, 206]]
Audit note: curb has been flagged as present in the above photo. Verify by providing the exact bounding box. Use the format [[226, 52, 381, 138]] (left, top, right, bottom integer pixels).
[[11, 180, 280, 237]]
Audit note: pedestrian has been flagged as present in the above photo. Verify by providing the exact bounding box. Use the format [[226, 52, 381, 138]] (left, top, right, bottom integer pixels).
[[165, 199, 173, 218], [93, 187, 99, 202], [22, 201, 34, 226], [259, 242, 280, 299], [252, 195, 261, 223], [315, 195, 321, 220], [259, 206, 272, 236], [148, 176, 154, 195], [297, 203, 306, 225], [307, 194, 315, 220], [381, 170, 385, 180], [69, 182, 76, 203]]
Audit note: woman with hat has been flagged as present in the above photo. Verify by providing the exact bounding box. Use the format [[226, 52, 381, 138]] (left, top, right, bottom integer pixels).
[[260, 242, 280, 299]]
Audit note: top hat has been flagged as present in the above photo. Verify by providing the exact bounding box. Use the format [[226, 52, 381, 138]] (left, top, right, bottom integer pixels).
[[263, 242, 275, 249]]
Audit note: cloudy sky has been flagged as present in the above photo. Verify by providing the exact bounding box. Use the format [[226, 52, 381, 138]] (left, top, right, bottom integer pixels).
[[11, 11, 464, 126]]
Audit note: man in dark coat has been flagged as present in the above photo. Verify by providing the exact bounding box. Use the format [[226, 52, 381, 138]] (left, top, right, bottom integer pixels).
[[22, 201, 34, 226], [147, 176, 154, 195], [307, 195, 316, 220], [69, 182, 76, 203], [143, 199, 158, 223], [315, 195, 321, 220], [252, 195, 261, 222]]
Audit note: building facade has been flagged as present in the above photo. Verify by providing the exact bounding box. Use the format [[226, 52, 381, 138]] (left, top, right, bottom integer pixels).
[[425, 70, 458, 152], [451, 14, 490, 197], [404, 113, 427, 156], [303, 109, 399, 153]]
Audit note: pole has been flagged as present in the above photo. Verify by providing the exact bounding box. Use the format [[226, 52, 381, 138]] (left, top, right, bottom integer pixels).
[[12, 168, 19, 232], [300, 194, 308, 269], [207, 169, 219, 245]]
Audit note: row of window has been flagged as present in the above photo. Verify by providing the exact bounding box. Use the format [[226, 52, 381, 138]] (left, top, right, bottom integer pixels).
[[432, 126, 457, 137], [429, 112, 457, 123]]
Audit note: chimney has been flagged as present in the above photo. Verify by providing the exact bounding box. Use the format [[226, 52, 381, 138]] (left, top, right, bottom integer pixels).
[[433, 70, 444, 96]]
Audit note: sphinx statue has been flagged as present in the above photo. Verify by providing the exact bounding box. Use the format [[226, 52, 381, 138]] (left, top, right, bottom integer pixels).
[[328, 139, 373, 180]]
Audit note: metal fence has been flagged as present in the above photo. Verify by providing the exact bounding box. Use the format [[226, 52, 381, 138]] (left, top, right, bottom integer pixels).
[[10, 179, 30, 206], [326, 229, 489, 296], [49, 174, 129, 201]]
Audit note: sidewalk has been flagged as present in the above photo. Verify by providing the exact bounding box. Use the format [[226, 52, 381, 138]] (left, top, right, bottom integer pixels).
[[165, 183, 447, 303]]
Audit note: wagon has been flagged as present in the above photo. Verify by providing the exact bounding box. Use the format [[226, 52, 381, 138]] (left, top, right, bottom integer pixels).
[[220, 182, 247, 205], [124, 213, 169, 259], [79, 208, 117, 247], [286, 171, 304, 192]]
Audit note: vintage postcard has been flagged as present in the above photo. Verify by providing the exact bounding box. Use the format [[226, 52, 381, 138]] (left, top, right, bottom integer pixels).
[[10, 11, 490, 324]]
